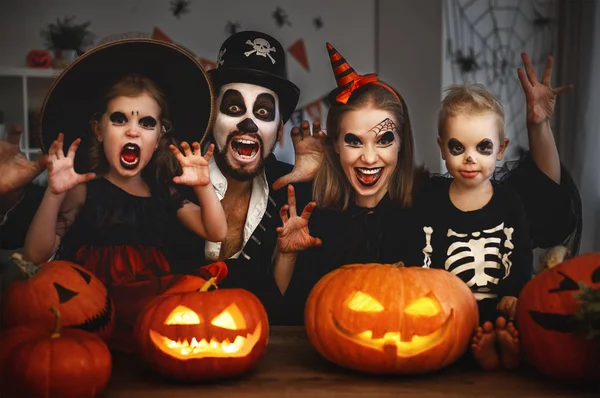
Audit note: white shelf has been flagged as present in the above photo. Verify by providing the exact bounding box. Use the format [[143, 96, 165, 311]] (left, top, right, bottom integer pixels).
[[0, 67, 62, 78], [0, 67, 57, 161]]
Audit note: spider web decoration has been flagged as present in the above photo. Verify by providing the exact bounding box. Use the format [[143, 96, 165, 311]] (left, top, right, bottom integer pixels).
[[444, 0, 556, 160]]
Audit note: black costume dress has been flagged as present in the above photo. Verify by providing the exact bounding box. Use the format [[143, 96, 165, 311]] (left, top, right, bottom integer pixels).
[[411, 178, 533, 323], [54, 178, 187, 351]]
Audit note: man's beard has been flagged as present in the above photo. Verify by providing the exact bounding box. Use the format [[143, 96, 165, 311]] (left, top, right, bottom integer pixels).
[[213, 131, 274, 181]]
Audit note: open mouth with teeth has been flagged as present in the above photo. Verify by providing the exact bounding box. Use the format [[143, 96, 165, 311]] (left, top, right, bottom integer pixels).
[[231, 138, 260, 163], [71, 294, 113, 333], [332, 311, 453, 357], [120, 143, 141, 170], [148, 323, 263, 360], [354, 167, 384, 187]]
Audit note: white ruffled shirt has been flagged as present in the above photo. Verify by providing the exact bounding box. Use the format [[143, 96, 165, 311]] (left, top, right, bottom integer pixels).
[[204, 157, 269, 260]]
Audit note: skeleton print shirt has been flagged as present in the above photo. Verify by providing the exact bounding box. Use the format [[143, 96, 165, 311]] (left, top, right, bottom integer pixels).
[[412, 178, 534, 307]]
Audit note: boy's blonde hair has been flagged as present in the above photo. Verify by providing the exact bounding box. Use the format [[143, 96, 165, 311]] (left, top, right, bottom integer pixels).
[[438, 83, 506, 140]]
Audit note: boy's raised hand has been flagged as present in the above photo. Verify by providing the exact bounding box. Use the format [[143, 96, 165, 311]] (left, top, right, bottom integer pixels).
[[517, 53, 573, 127]]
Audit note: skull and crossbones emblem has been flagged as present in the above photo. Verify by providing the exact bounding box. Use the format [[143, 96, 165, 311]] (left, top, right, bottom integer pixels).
[[244, 38, 277, 64]]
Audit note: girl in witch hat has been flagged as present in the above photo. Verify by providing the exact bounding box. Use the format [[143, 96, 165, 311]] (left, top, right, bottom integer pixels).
[[22, 39, 227, 351]]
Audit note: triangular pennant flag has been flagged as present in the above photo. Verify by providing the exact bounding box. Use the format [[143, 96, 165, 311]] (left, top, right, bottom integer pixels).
[[198, 58, 216, 71], [287, 39, 309, 72], [304, 99, 322, 124], [289, 108, 304, 127], [152, 27, 173, 43]]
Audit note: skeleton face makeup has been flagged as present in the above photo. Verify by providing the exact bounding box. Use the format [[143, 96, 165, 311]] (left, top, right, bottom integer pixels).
[[438, 112, 508, 188], [334, 109, 400, 208], [95, 93, 161, 180], [213, 83, 281, 181]]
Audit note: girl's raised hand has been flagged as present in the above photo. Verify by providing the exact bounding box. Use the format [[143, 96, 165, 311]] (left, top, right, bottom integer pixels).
[[276, 184, 322, 253], [171, 142, 213, 187], [46, 133, 96, 195]]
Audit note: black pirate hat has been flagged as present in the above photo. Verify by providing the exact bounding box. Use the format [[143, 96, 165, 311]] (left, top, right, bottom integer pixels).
[[208, 31, 300, 124], [39, 39, 214, 160]]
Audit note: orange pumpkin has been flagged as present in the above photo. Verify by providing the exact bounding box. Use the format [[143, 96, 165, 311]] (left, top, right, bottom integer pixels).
[[516, 252, 600, 381], [305, 263, 479, 374], [26, 50, 52, 68], [134, 277, 269, 381], [1, 254, 114, 340], [1, 307, 112, 398]]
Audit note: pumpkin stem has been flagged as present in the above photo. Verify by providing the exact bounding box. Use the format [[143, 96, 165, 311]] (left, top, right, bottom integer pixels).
[[199, 277, 218, 292], [10, 253, 40, 278], [392, 261, 405, 268], [49, 306, 61, 339]]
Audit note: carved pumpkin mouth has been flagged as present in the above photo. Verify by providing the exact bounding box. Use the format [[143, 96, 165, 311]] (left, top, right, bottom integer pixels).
[[331, 310, 454, 357], [71, 293, 113, 333], [148, 322, 263, 360], [529, 311, 577, 333]]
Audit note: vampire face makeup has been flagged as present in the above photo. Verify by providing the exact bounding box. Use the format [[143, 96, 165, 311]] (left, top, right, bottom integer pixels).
[[95, 93, 162, 180], [438, 112, 508, 188], [212, 82, 281, 181], [334, 108, 400, 208]]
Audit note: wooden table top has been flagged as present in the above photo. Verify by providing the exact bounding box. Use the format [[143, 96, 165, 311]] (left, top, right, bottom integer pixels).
[[105, 326, 598, 398]]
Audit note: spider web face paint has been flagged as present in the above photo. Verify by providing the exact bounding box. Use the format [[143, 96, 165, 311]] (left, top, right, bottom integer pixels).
[[368, 118, 398, 137]]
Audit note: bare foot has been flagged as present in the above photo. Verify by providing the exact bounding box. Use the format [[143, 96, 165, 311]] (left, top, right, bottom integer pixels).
[[496, 316, 520, 370], [471, 321, 500, 371]]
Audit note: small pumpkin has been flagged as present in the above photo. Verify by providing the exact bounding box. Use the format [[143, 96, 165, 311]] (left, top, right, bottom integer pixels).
[[134, 276, 269, 381], [1, 307, 112, 398], [1, 254, 115, 340], [516, 252, 600, 381], [305, 262, 479, 374], [26, 50, 52, 68]]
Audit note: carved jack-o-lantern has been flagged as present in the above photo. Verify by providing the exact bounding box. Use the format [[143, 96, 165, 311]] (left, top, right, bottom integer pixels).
[[26, 50, 52, 68], [134, 277, 269, 380], [1, 254, 114, 341], [305, 263, 479, 374], [516, 252, 600, 381]]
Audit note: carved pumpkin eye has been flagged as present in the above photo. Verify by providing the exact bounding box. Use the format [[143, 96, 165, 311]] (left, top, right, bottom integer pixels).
[[404, 296, 441, 316], [346, 291, 384, 312], [211, 304, 246, 330], [165, 305, 202, 325], [53, 282, 78, 303], [548, 271, 579, 293], [592, 266, 600, 283], [71, 266, 92, 284]]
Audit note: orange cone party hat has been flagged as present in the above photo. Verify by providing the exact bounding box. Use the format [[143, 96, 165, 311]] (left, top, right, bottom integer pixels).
[[326, 42, 399, 104]]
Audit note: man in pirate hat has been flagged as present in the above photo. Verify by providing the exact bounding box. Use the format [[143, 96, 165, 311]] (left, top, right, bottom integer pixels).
[[166, 31, 323, 322], [0, 31, 324, 323]]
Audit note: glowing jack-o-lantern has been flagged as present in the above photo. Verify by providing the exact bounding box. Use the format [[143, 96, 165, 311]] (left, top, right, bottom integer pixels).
[[134, 277, 269, 380], [516, 252, 600, 381], [305, 263, 478, 374], [1, 254, 114, 341]]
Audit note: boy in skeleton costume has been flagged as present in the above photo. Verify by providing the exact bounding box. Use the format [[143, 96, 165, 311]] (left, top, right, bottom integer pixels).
[[415, 55, 573, 371]]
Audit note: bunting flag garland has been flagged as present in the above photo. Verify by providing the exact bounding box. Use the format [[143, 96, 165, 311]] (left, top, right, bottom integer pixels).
[[152, 27, 173, 43], [287, 39, 310, 72], [304, 98, 322, 125], [289, 108, 304, 127], [198, 58, 216, 71]]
